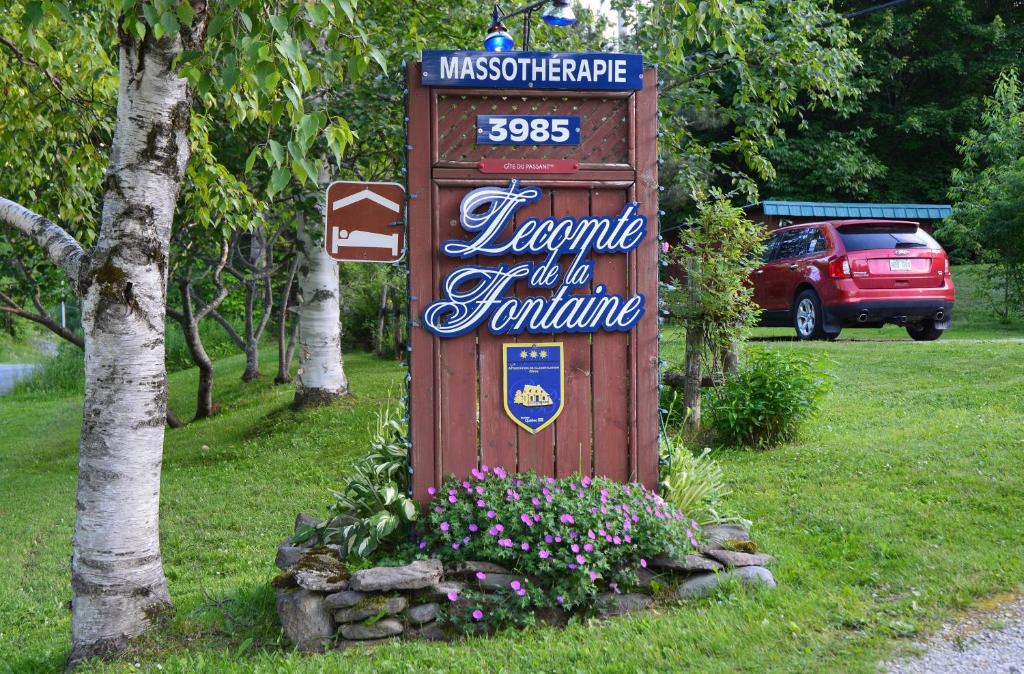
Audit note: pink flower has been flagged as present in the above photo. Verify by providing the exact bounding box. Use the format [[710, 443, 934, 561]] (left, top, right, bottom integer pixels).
[[661, 241, 670, 253], [520, 513, 534, 527], [521, 542, 530, 551], [476, 571, 487, 580], [418, 541, 427, 549], [582, 476, 592, 487], [498, 538, 513, 548], [516, 588, 526, 597], [494, 467, 507, 478], [476, 499, 486, 508], [624, 534, 632, 543], [587, 530, 596, 540], [447, 591, 459, 602], [539, 549, 550, 559], [486, 510, 497, 519], [472, 609, 484, 620], [571, 544, 580, 553], [468, 523, 479, 532], [576, 554, 586, 564], [510, 580, 521, 591], [452, 542, 460, 550], [448, 495, 457, 503], [427, 487, 437, 496], [544, 534, 554, 544], [640, 558, 647, 568], [440, 522, 450, 532], [481, 464, 489, 472], [462, 481, 471, 490], [589, 570, 598, 581], [559, 514, 575, 525], [583, 543, 594, 552]]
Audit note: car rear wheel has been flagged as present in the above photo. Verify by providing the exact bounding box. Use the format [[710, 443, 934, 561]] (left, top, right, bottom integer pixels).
[[906, 319, 944, 341], [793, 290, 827, 340]]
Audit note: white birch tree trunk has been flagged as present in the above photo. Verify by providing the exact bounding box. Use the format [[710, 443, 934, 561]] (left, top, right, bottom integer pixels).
[[293, 211, 349, 407], [2, 15, 206, 665]]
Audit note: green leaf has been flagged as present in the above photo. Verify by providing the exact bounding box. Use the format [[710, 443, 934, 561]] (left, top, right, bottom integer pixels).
[[268, 166, 291, 195], [207, 14, 229, 36], [268, 14, 289, 34], [238, 11, 252, 32], [175, 1, 195, 27], [160, 11, 179, 36], [142, 2, 159, 28], [21, 2, 44, 30], [267, 139, 285, 165], [244, 146, 259, 173]]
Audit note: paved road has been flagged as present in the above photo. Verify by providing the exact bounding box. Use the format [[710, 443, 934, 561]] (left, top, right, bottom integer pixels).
[[0, 363, 36, 395]]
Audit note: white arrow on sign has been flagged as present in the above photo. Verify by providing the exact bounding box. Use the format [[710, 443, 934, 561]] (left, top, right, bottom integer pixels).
[[332, 188, 401, 213]]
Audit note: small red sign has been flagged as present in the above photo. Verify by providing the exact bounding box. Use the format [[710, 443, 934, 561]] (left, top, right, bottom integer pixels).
[[479, 159, 579, 174], [324, 181, 406, 263]]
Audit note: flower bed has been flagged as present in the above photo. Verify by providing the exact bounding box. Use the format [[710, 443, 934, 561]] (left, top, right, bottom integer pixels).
[[273, 470, 776, 652]]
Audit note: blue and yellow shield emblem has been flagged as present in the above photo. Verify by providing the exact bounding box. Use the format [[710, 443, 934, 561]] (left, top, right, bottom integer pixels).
[[503, 342, 564, 434]]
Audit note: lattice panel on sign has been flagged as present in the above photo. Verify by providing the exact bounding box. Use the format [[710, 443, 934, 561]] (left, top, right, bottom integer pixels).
[[434, 94, 630, 167]]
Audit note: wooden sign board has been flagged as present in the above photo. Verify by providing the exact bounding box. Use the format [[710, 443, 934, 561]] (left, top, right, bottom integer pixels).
[[406, 51, 659, 503]]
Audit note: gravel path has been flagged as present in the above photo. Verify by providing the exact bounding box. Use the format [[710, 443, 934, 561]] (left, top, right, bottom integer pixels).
[[883, 594, 1024, 673]]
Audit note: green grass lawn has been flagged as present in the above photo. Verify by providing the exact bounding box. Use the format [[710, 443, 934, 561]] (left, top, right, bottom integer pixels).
[[2, 332, 1023, 673]]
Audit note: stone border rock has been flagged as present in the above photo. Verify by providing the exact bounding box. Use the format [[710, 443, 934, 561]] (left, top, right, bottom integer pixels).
[[273, 518, 777, 652]]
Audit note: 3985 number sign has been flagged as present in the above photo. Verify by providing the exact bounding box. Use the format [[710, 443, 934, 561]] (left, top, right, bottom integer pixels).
[[477, 115, 580, 146]]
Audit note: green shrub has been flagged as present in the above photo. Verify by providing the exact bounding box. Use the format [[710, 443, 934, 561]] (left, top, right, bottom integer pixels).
[[296, 401, 418, 559], [165, 319, 242, 372], [706, 347, 830, 449], [422, 469, 701, 631], [10, 342, 84, 398], [659, 436, 731, 525]]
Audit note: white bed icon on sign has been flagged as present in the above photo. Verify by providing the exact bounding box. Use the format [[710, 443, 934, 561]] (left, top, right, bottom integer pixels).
[[331, 229, 400, 257], [324, 181, 406, 263]]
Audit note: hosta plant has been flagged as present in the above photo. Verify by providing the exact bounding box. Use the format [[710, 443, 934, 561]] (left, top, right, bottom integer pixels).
[[295, 402, 417, 558]]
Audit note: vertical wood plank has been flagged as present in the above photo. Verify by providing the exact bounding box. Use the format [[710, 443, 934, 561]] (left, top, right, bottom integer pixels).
[[514, 189, 556, 476], [435, 186, 479, 482], [590, 188, 630, 481], [407, 65, 437, 502], [634, 68, 661, 488], [553, 187, 593, 478]]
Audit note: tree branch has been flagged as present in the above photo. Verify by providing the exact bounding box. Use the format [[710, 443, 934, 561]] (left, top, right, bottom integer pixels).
[[0, 197, 85, 286]]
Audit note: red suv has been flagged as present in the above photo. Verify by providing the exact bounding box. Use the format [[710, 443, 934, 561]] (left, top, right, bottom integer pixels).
[[752, 220, 955, 341]]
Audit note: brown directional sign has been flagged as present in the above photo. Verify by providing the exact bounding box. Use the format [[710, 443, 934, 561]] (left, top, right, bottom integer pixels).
[[324, 181, 406, 263]]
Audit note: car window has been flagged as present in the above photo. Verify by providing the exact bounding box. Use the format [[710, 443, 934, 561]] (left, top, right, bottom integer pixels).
[[762, 232, 782, 262], [804, 229, 827, 256], [837, 225, 941, 251], [775, 230, 809, 260]]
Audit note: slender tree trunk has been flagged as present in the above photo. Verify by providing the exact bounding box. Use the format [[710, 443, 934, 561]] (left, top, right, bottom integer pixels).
[[275, 257, 300, 384], [293, 211, 348, 407], [375, 283, 389, 355], [683, 258, 703, 431], [722, 336, 740, 376]]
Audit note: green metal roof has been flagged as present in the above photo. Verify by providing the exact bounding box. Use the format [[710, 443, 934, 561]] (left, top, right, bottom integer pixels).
[[754, 200, 952, 220]]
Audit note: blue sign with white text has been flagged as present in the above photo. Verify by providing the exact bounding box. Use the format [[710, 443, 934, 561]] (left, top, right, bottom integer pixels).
[[504, 343, 564, 434], [422, 51, 644, 91], [477, 115, 580, 145]]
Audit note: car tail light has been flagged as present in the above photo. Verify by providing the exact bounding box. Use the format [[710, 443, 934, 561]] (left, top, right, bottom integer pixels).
[[828, 256, 851, 278]]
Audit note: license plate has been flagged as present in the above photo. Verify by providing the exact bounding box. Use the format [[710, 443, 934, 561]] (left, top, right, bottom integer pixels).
[[889, 259, 912, 271]]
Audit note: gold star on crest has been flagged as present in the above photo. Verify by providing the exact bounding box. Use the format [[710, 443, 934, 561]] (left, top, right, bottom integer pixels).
[[519, 350, 528, 358], [539, 350, 548, 358], [530, 350, 538, 358]]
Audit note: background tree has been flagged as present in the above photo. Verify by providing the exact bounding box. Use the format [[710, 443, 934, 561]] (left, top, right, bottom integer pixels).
[[766, 0, 1023, 204], [939, 69, 1024, 320]]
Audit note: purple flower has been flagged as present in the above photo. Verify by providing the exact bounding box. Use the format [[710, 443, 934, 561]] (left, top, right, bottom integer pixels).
[[640, 558, 647, 568], [544, 534, 554, 544], [589, 570, 598, 581], [560, 514, 575, 525], [531, 497, 542, 508], [567, 563, 577, 570], [433, 506, 443, 514], [463, 536, 470, 543], [510, 580, 522, 591], [476, 486, 485, 495], [624, 534, 632, 543], [468, 523, 479, 532], [612, 536, 621, 545], [539, 549, 550, 559], [533, 513, 541, 522], [555, 535, 562, 543], [556, 595, 565, 605], [418, 541, 427, 549], [494, 467, 507, 478], [476, 571, 487, 580], [498, 538, 513, 548], [481, 464, 490, 473], [486, 510, 497, 519], [582, 476, 592, 487], [427, 486, 437, 496], [571, 544, 580, 553], [521, 542, 530, 551], [516, 588, 526, 597], [452, 542, 460, 550], [520, 513, 534, 527], [448, 495, 457, 503], [440, 521, 450, 532], [447, 591, 459, 602], [583, 543, 594, 552], [462, 481, 471, 490], [476, 499, 486, 508], [587, 530, 596, 540], [472, 609, 484, 620], [576, 554, 586, 564], [488, 526, 500, 536], [471, 469, 484, 480]]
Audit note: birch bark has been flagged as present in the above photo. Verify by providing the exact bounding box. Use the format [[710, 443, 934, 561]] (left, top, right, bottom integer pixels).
[[2, 14, 206, 665], [293, 211, 349, 406]]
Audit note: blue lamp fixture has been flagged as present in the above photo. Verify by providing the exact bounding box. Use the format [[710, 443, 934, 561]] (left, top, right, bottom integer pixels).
[[484, 0, 578, 52]]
